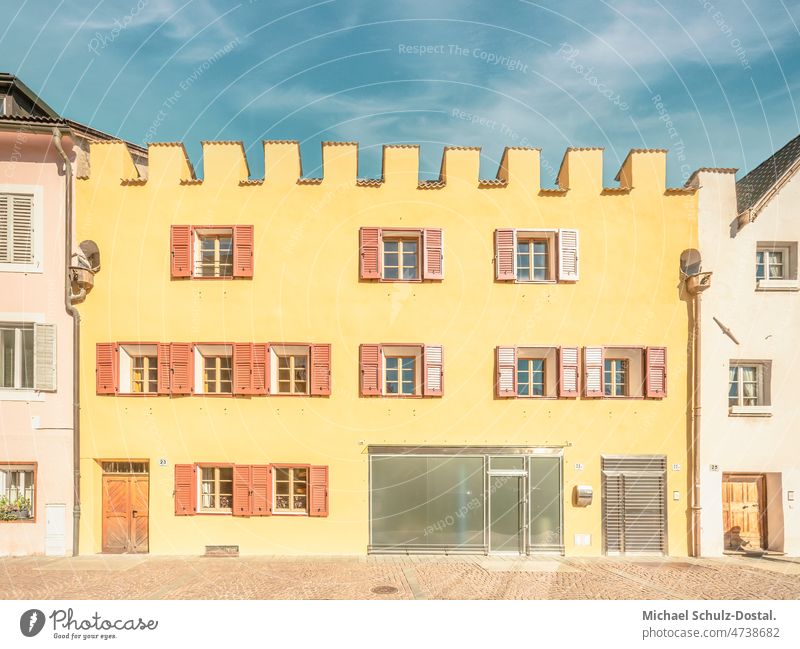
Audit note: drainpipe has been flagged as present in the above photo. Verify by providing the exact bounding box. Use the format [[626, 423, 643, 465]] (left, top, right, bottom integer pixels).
[[52, 128, 81, 557]]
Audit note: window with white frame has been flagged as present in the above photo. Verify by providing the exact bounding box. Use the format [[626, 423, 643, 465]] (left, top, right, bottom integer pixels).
[[199, 466, 233, 512], [601, 347, 644, 398], [516, 235, 554, 282], [193, 344, 233, 394], [269, 345, 310, 395], [273, 466, 308, 513], [729, 361, 771, 409], [383, 236, 420, 280], [755, 242, 798, 287], [0, 322, 33, 390], [0, 189, 42, 272], [0, 464, 35, 521], [516, 347, 558, 397], [194, 228, 233, 278], [118, 344, 158, 394]]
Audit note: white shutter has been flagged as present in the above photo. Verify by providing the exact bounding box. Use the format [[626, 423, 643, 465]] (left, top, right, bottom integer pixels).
[[584, 346, 603, 396], [0, 194, 8, 262], [34, 323, 56, 392], [497, 346, 517, 396], [423, 345, 443, 395], [558, 228, 579, 281], [0, 193, 34, 264]]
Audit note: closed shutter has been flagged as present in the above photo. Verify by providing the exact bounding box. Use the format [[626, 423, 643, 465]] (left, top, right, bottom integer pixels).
[[558, 346, 579, 397], [423, 344, 443, 396], [252, 343, 269, 395], [496, 346, 517, 397], [157, 343, 171, 395], [583, 346, 604, 397], [33, 323, 56, 392], [169, 343, 193, 394], [602, 456, 667, 555], [0, 194, 34, 264], [645, 347, 667, 398], [308, 465, 329, 517], [233, 343, 253, 395], [359, 227, 381, 279], [310, 343, 332, 396], [251, 465, 272, 515], [558, 228, 579, 281], [174, 464, 196, 515], [233, 225, 254, 278], [170, 225, 192, 277], [359, 344, 381, 396], [422, 228, 444, 280], [96, 343, 118, 394], [232, 465, 252, 516], [495, 229, 516, 281]]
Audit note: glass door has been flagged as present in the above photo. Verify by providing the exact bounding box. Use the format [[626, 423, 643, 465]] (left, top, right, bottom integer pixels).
[[489, 473, 525, 553]]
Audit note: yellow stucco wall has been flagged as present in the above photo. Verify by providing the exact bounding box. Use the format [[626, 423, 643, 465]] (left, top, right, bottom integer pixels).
[[76, 141, 697, 556]]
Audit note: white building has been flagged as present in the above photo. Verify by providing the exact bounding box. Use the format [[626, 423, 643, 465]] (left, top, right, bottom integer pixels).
[[693, 134, 800, 556]]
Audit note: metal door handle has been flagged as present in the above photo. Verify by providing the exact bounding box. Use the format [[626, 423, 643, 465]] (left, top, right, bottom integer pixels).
[[132, 510, 138, 518]]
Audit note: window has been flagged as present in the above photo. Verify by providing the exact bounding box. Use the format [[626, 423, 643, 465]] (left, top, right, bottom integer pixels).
[[204, 355, 232, 394], [385, 356, 415, 395], [101, 461, 149, 474], [200, 466, 233, 512], [131, 355, 157, 393], [0, 323, 33, 389], [496, 346, 562, 398], [517, 239, 550, 281], [383, 238, 419, 280], [755, 242, 798, 290], [756, 247, 787, 280], [495, 228, 578, 283], [604, 358, 628, 397], [729, 361, 771, 413], [359, 228, 443, 281], [117, 344, 160, 395], [0, 464, 35, 521], [1, 190, 42, 272], [517, 357, 545, 396], [273, 467, 308, 513], [277, 354, 308, 394], [195, 229, 233, 278]]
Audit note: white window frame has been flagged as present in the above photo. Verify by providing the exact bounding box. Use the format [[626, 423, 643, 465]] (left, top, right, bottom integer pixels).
[[118, 344, 158, 394], [0, 463, 36, 521], [272, 466, 309, 515], [756, 242, 799, 291], [196, 464, 234, 514], [515, 230, 557, 283], [381, 345, 423, 396], [728, 360, 772, 416], [0, 185, 44, 274], [270, 345, 310, 395], [193, 344, 233, 395], [193, 227, 233, 278], [0, 321, 34, 391]]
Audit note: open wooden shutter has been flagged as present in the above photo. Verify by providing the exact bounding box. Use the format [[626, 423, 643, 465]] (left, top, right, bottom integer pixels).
[[309, 465, 329, 517], [33, 323, 56, 392], [233, 225, 254, 278], [495, 229, 516, 281], [174, 464, 196, 515], [252, 343, 269, 395], [157, 343, 171, 395], [251, 465, 272, 515], [310, 343, 332, 396], [169, 343, 193, 394], [423, 345, 443, 396], [359, 227, 381, 279], [232, 465, 252, 516], [558, 228, 579, 281], [584, 346, 604, 397], [96, 343, 118, 394], [233, 343, 254, 395], [558, 346, 579, 397], [360, 344, 381, 396], [422, 228, 444, 280], [645, 347, 667, 398], [170, 225, 192, 278], [496, 346, 517, 397]]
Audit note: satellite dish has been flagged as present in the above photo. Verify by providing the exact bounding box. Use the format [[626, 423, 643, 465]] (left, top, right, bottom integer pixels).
[[680, 249, 702, 277]]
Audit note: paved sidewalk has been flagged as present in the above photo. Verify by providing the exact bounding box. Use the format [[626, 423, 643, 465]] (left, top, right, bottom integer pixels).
[[1, 555, 798, 600]]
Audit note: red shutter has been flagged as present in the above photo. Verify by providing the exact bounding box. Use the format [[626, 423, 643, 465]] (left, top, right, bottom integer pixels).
[[252, 343, 269, 395], [359, 227, 381, 279], [423, 345, 443, 396], [170, 225, 192, 278], [496, 346, 517, 397], [645, 346, 667, 398], [170, 343, 194, 395], [96, 343, 118, 394], [558, 346, 579, 397], [174, 464, 196, 515], [232, 465, 252, 516], [584, 347, 604, 397], [310, 343, 332, 396], [233, 225, 254, 278], [360, 344, 381, 396], [233, 343, 253, 395], [157, 343, 171, 395], [558, 228, 580, 281], [251, 464, 272, 516], [309, 465, 329, 517], [423, 228, 444, 280], [495, 229, 516, 281]]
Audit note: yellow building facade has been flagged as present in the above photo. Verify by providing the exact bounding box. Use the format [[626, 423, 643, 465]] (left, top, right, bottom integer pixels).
[[76, 140, 696, 556]]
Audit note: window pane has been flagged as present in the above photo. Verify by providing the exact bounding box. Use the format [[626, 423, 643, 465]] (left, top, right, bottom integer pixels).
[[386, 358, 398, 371], [401, 357, 414, 370], [0, 329, 14, 388], [20, 327, 34, 389], [383, 240, 398, 253], [383, 266, 399, 279], [529, 456, 562, 548], [518, 382, 529, 396], [384, 252, 399, 267]]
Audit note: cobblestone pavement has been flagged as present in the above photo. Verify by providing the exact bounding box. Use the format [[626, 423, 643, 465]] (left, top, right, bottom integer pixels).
[[1, 555, 798, 600]]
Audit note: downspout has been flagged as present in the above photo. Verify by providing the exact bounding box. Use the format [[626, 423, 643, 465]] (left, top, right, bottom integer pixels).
[[52, 128, 81, 557], [692, 290, 702, 558]]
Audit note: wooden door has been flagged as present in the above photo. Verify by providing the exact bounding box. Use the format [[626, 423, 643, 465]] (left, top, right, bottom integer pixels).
[[102, 475, 149, 554], [722, 474, 766, 551]]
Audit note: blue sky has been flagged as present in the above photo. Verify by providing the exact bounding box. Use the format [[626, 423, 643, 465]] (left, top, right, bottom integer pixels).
[[1, 0, 799, 184]]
